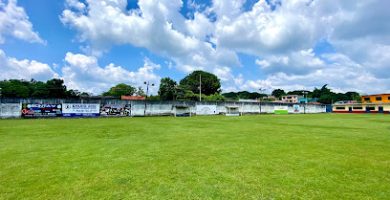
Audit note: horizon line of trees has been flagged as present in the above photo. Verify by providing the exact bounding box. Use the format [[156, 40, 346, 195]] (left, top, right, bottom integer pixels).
[[0, 71, 361, 104]]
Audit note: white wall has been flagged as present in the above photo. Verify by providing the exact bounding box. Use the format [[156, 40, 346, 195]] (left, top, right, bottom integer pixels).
[[0, 104, 21, 118]]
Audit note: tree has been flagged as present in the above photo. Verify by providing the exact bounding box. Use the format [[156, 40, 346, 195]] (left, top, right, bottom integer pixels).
[[222, 91, 266, 100], [66, 89, 80, 98], [287, 90, 306, 95], [312, 84, 331, 98], [203, 93, 225, 102], [31, 81, 49, 98], [135, 87, 145, 96], [179, 70, 221, 96], [222, 92, 239, 100], [103, 83, 136, 97], [0, 78, 90, 98], [0, 79, 30, 98], [345, 91, 361, 102], [271, 89, 286, 99], [46, 79, 67, 98], [158, 77, 177, 100]]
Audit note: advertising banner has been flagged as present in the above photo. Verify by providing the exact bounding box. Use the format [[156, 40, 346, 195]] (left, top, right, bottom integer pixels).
[[196, 105, 217, 115], [274, 105, 288, 115], [293, 104, 300, 113], [100, 104, 131, 116], [62, 104, 100, 117], [21, 104, 62, 117], [0, 103, 22, 118]]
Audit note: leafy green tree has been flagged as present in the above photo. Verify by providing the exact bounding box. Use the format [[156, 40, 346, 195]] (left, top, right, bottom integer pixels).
[[31, 81, 49, 98], [46, 79, 67, 98], [287, 90, 306, 95], [203, 93, 226, 102], [345, 91, 361, 102], [135, 87, 146, 96], [318, 94, 334, 104], [271, 89, 286, 99], [147, 95, 161, 101], [0, 78, 90, 98], [158, 77, 177, 100], [103, 83, 136, 97], [176, 87, 196, 101], [80, 92, 91, 97], [179, 70, 221, 96], [66, 89, 82, 98], [0, 79, 30, 98], [222, 92, 239, 100], [222, 91, 266, 100]]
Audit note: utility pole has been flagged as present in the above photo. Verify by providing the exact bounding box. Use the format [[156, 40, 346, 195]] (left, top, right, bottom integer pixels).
[[144, 81, 154, 116], [259, 88, 266, 114], [199, 74, 202, 102], [0, 87, 2, 116], [302, 90, 308, 114]]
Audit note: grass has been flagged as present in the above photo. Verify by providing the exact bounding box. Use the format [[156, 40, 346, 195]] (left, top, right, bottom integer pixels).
[[0, 114, 389, 199]]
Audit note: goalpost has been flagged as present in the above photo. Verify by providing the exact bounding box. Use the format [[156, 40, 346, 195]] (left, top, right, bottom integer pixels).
[[225, 105, 240, 116], [173, 105, 192, 117]]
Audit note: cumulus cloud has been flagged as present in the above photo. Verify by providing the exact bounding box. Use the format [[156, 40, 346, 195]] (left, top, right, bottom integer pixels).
[[0, 0, 44, 44], [0, 49, 161, 95], [60, 0, 240, 74], [238, 52, 390, 94], [215, 0, 319, 56], [0, 49, 58, 80], [62, 52, 161, 94], [58, 0, 390, 94], [216, 0, 390, 93], [255, 49, 324, 75]]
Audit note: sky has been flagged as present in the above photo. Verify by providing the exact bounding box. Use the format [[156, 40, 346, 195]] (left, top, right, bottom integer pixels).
[[0, 0, 389, 95]]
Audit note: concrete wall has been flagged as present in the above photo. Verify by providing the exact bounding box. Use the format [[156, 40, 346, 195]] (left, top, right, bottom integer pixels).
[[0, 99, 327, 118], [0, 103, 21, 118]]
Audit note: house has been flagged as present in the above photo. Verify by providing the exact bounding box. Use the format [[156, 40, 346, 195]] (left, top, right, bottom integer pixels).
[[332, 103, 390, 114], [361, 94, 390, 103], [281, 95, 302, 103]]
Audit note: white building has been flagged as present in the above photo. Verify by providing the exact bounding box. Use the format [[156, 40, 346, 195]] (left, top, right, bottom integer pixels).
[[281, 95, 302, 103]]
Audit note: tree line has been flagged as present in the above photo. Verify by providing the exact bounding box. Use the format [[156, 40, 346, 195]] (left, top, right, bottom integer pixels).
[[0, 79, 87, 98], [0, 71, 360, 104], [267, 84, 360, 104], [102, 70, 225, 101]]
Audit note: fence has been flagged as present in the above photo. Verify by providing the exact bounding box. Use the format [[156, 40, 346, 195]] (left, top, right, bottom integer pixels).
[[0, 98, 327, 118]]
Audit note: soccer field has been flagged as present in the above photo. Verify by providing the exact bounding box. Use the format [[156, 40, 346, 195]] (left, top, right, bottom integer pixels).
[[0, 114, 389, 199]]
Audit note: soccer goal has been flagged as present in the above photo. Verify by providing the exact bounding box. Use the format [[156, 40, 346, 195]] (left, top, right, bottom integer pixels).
[[173, 105, 192, 117], [225, 105, 240, 116]]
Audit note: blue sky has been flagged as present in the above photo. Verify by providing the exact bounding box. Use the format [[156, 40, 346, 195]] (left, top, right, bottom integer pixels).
[[0, 0, 389, 94]]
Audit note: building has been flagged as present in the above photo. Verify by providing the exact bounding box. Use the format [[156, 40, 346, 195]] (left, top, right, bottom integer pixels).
[[298, 97, 318, 104], [281, 95, 302, 103], [361, 94, 390, 103], [332, 103, 390, 114], [121, 95, 146, 100]]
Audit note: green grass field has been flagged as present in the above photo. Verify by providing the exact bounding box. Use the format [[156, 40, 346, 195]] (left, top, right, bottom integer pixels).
[[0, 114, 389, 199]]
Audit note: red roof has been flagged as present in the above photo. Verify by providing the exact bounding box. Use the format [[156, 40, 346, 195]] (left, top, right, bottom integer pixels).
[[121, 96, 146, 100]]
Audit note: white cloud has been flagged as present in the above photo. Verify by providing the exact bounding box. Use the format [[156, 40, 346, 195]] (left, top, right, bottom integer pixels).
[[62, 52, 161, 94], [58, 0, 390, 94], [238, 52, 390, 94], [0, 0, 44, 44], [65, 0, 86, 11], [60, 0, 239, 74], [211, 0, 246, 19], [255, 49, 324, 75], [0, 49, 58, 80], [214, 0, 319, 56]]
